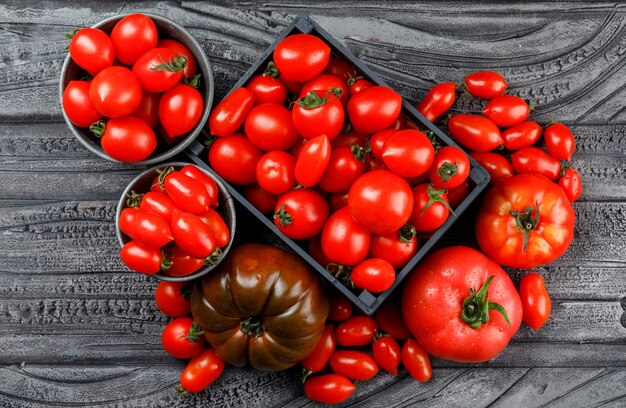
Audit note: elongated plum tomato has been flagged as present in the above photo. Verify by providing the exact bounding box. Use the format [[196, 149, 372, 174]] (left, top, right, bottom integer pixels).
[[447, 114, 503, 152], [89, 66, 142, 118], [132, 48, 186, 93], [416, 82, 456, 122], [300, 74, 349, 106], [304, 374, 355, 405], [464, 71, 507, 99], [137, 191, 177, 223], [90, 116, 156, 162], [300, 324, 336, 376], [335, 316, 378, 346], [161, 169, 210, 214], [511, 147, 561, 181], [160, 83, 204, 137], [110, 14, 158, 65], [208, 134, 263, 185], [170, 210, 217, 259], [63, 80, 103, 128], [482, 95, 530, 127], [292, 89, 344, 140], [329, 350, 379, 381], [131, 90, 161, 128], [559, 167, 582, 202], [295, 134, 331, 188], [469, 152, 514, 185], [350, 258, 396, 293], [68, 28, 115, 74], [273, 34, 330, 82], [255, 151, 296, 195], [155, 281, 192, 317], [427, 146, 470, 189], [519, 272, 552, 330], [347, 86, 402, 134], [197, 208, 230, 248], [373, 336, 401, 376], [348, 170, 413, 235], [544, 123, 576, 161], [245, 103, 299, 151], [157, 39, 198, 79], [273, 189, 329, 240], [180, 165, 219, 208], [180, 348, 225, 394], [163, 245, 205, 277], [381, 129, 435, 178], [209, 88, 255, 137], [118, 207, 173, 248], [502, 121, 542, 151], [120, 241, 164, 274], [321, 207, 371, 266], [402, 339, 432, 382]]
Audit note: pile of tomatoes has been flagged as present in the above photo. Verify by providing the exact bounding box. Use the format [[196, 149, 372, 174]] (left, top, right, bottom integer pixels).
[[205, 33, 475, 295], [118, 164, 230, 276], [62, 13, 204, 162]]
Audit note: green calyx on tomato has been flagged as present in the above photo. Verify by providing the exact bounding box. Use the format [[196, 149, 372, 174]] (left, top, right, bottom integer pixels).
[[264, 61, 280, 78], [437, 161, 459, 182], [273, 203, 293, 226], [204, 247, 223, 266], [185, 322, 204, 343], [160, 249, 173, 271], [183, 74, 201, 88], [294, 88, 343, 109], [151, 54, 187, 73], [201, 129, 216, 148], [89, 120, 106, 137], [240, 316, 264, 338], [156, 166, 175, 185], [125, 190, 144, 207], [420, 184, 453, 216], [331, 263, 354, 288], [509, 200, 540, 252], [400, 224, 417, 243], [350, 144, 366, 163], [460, 276, 510, 329], [346, 73, 363, 86], [424, 130, 441, 152]]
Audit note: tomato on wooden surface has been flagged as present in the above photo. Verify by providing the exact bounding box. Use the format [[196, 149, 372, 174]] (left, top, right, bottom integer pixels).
[[90, 117, 155, 162], [476, 174, 575, 269], [292, 89, 344, 140], [67, 28, 115, 74], [120, 240, 164, 274], [159, 83, 204, 137], [300, 74, 349, 106], [511, 147, 561, 181], [63, 80, 103, 128], [118, 207, 173, 248], [347, 86, 402, 134], [300, 324, 336, 377], [161, 317, 205, 359], [372, 335, 401, 376], [180, 165, 219, 208], [157, 39, 198, 79], [350, 258, 396, 293], [427, 146, 470, 189], [464, 71, 507, 99], [416, 82, 456, 122], [295, 134, 331, 187], [160, 168, 210, 214], [559, 167, 582, 202], [381, 129, 435, 178], [369, 226, 418, 271], [402, 339, 432, 382], [519, 272, 552, 330], [482, 95, 530, 127], [502, 121, 542, 150], [209, 88, 255, 137], [255, 151, 297, 195], [327, 294, 353, 321], [197, 208, 230, 248], [170, 210, 217, 259], [317, 146, 365, 193], [208, 134, 263, 185], [447, 114, 503, 152], [273, 189, 329, 240], [544, 123, 576, 161], [155, 281, 192, 317], [245, 103, 299, 151], [403, 246, 523, 362], [132, 48, 186, 93], [304, 374, 355, 405], [274, 34, 331, 82], [470, 151, 514, 185], [110, 14, 158, 65], [330, 350, 379, 381], [408, 183, 451, 232], [131, 90, 161, 128], [163, 245, 205, 277], [179, 348, 224, 394], [243, 184, 277, 214], [89, 66, 142, 118], [321, 207, 371, 266], [375, 302, 411, 340], [336, 316, 378, 347]]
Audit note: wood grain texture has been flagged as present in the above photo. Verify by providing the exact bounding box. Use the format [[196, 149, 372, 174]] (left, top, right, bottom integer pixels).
[[0, 1, 624, 407]]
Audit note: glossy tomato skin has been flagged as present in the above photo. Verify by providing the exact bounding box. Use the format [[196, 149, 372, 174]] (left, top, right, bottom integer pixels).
[[373, 336, 401, 375], [132, 48, 184, 93], [155, 281, 192, 317], [402, 339, 432, 382], [327, 294, 353, 321], [99, 116, 156, 162], [292, 90, 344, 140], [519, 273, 552, 330], [304, 374, 355, 405], [427, 146, 470, 189], [255, 151, 296, 195], [89, 66, 142, 118], [321, 207, 371, 266], [118, 207, 173, 247], [273, 189, 329, 240], [331, 131, 368, 149], [502, 121, 542, 150], [350, 258, 396, 293], [447, 182, 470, 209], [197, 208, 230, 247], [402, 246, 523, 362], [243, 184, 277, 213], [131, 90, 161, 128], [348, 78, 374, 96], [336, 316, 378, 346], [369, 129, 397, 160], [295, 135, 331, 187], [163, 171, 210, 214], [274, 34, 330, 82], [160, 84, 204, 137], [317, 147, 365, 193], [483, 95, 530, 127], [348, 170, 414, 235], [110, 14, 158, 65], [476, 174, 575, 269], [382, 129, 435, 178], [180, 348, 225, 393], [246, 74, 287, 105], [330, 350, 379, 381], [163, 245, 205, 277], [68, 28, 115, 74], [559, 167, 582, 202], [416, 82, 456, 122], [63, 80, 103, 128], [120, 240, 162, 274], [409, 184, 450, 232], [348, 86, 402, 134], [369, 230, 418, 271], [464, 71, 507, 99], [208, 134, 263, 185], [170, 210, 217, 259], [245, 103, 299, 151], [300, 74, 349, 106], [544, 123, 576, 161], [139, 191, 177, 223], [309, 234, 335, 270], [511, 147, 561, 181], [375, 302, 411, 340], [157, 39, 198, 79], [180, 165, 219, 208], [448, 114, 503, 152], [209, 88, 255, 137], [323, 56, 356, 83], [470, 152, 514, 185], [300, 324, 336, 374], [161, 317, 205, 359]]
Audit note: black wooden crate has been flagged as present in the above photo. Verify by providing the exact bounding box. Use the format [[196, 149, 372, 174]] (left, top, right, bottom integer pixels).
[[185, 15, 490, 315]]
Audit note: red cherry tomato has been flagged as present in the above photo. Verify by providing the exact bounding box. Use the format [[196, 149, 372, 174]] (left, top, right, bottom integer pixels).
[[330, 350, 379, 381], [132, 48, 185, 93], [348, 170, 414, 235], [68, 28, 115, 74], [348, 86, 402, 134], [511, 147, 561, 180], [402, 339, 432, 382], [350, 258, 396, 293], [180, 165, 219, 208], [197, 208, 230, 248], [62, 80, 103, 128], [317, 147, 365, 193], [409, 183, 451, 232], [336, 316, 378, 346], [131, 90, 161, 128], [243, 184, 277, 214], [208, 134, 263, 185], [245, 103, 299, 151], [255, 151, 296, 195], [427, 146, 470, 189], [519, 272, 552, 331], [382, 129, 435, 178], [464, 71, 507, 99], [470, 152, 514, 185], [292, 89, 344, 140], [155, 281, 192, 317], [273, 189, 329, 240], [417, 82, 456, 122], [544, 123, 576, 161], [162, 169, 210, 214], [483, 95, 530, 127], [304, 374, 355, 405], [300, 74, 348, 106], [295, 134, 331, 187], [448, 114, 503, 152], [502, 121, 543, 150], [369, 227, 418, 271], [246, 73, 287, 105], [163, 245, 205, 277], [209, 88, 255, 137], [89, 66, 142, 118], [157, 39, 198, 79], [120, 240, 163, 274], [110, 14, 158, 65], [179, 348, 225, 393], [161, 317, 205, 359], [170, 210, 217, 259], [118, 207, 174, 248], [347, 77, 374, 97], [321, 207, 371, 266], [327, 294, 353, 321], [372, 336, 401, 376], [274, 34, 330, 82], [331, 131, 368, 150], [447, 182, 470, 209], [559, 167, 582, 202], [92, 116, 156, 162], [136, 191, 177, 223], [369, 129, 396, 160], [375, 302, 411, 340], [323, 57, 356, 83], [300, 324, 336, 375], [159, 83, 204, 137]]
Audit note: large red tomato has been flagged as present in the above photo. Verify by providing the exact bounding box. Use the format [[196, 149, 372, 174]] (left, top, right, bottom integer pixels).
[[110, 14, 158, 65], [292, 89, 344, 140], [476, 174, 575, 269], [274, 189, 329, 240], [68, 28, 115, 74], [402, 246, 522, 363], [245, 103, 299, 151], [347, 86, 402, 134], [208, 134, 263, 185], [89, 66, 142, 118], [159, 83, 204, 137], [321, 207, 371, 266], [273, 34, 330, 82]]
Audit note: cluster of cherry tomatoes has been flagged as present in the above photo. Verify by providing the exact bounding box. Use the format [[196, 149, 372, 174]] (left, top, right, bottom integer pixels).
[[205, 33, 475, 295], [118, 164, 230, 276], [62, 13, 204, 162]]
